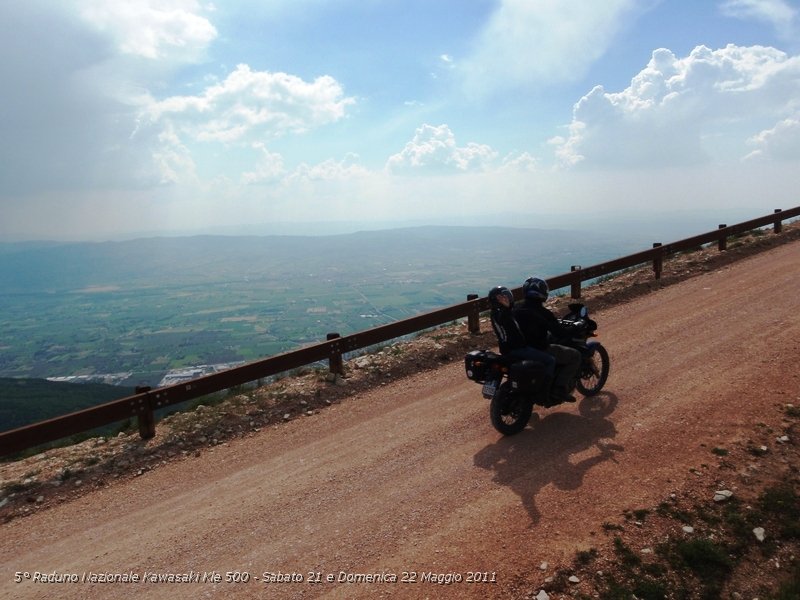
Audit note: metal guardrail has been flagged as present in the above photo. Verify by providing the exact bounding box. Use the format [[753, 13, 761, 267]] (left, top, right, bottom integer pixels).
[[1, 206, 798, 457]]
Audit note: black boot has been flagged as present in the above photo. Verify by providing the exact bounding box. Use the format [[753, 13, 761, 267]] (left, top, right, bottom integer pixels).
[[550, 386, 576, 403], [539, 374, 557, 406]]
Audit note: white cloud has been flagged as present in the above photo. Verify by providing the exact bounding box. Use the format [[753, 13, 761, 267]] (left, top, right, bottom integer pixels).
[[500, 152, 539, 172], [745, 116, 800, 160], [460, 0, 641, 96], [0, 0, 219, 195], [242, 147, 370, 190], [241, 143, 286, 185], [290, 154, 370, 182], [719, 0, 798, 38], [553, 44, 800, 168], [148, 64, 356, 143], [152, 128, 198, 184], [79, 0, 217, 62], [386, 124, 498, 174], [0, 1, 355, 198]]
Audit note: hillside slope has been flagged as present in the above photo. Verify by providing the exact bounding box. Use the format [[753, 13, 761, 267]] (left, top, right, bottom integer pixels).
[[0, 378, 134, 432], [1, 237, 799, 599]]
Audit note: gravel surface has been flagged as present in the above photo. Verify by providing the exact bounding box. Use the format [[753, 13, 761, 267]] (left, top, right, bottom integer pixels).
[[1, 228, 799, 599]]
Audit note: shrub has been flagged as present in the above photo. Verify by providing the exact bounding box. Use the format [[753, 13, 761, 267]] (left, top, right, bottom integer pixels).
[[674, 538, 732, 578]]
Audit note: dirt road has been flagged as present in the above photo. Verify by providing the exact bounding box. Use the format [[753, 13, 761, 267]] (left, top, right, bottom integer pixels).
[[2, 241, 799, 600]]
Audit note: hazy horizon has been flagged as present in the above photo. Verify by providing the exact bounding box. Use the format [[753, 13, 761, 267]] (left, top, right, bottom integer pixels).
[[0, 205, 778, 245]]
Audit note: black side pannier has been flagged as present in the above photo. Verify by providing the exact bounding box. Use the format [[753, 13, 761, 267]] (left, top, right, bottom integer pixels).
[[464, 350, 501, 383], [508, 360, 548, 392]]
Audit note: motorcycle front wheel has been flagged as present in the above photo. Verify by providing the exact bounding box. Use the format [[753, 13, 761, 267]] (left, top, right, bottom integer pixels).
[[576, 343, 610, 397], [490, 382, 533, 436]]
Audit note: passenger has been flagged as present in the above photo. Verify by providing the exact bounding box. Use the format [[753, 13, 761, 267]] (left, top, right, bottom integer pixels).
[[487, 285, 556, 380]]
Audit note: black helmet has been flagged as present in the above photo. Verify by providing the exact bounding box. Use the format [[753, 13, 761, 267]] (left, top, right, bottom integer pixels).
[[488, 285, 513, 309], [523, 277, 548, 301]]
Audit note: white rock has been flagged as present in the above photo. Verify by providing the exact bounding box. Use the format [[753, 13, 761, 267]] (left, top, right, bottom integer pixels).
[[682, 526, 695, 533], [777, 435, 790, 444], [714, 490, 734, 502], [641, 548, 653, 554], [539, 562, 548, 571], [535, 591, 550, 600], [753, 527, 766, 542], [568, 575, 580, 583]]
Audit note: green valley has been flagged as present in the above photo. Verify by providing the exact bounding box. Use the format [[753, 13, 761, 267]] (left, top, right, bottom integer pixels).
[[0, 226, 643, 391]]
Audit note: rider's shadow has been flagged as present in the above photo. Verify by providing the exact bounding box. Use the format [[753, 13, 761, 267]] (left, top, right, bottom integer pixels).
[[473, 392, 624, 524]]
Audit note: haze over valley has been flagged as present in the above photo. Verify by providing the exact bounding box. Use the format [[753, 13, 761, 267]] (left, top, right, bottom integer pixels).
[[0, 226, 649, 390]]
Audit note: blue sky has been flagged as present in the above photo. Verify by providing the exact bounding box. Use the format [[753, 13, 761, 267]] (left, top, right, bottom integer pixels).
[[1, 0, 799, 241]]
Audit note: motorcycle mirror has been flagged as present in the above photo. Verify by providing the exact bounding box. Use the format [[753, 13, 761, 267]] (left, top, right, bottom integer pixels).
[[580, 306, 588, 318]]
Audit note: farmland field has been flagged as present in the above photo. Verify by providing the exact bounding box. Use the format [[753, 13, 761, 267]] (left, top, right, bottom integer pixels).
[[0, 226, 645, 388]]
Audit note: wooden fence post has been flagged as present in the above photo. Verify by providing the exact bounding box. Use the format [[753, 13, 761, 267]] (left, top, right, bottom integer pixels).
[[134, 386, 155, 440], [718, 224, 727, 251], [467, 294, 480, 334], [570, 266, 582, 299], [652, 243, 663, 280], [774, 208, 783, 233], [327, 333, 343, 375]]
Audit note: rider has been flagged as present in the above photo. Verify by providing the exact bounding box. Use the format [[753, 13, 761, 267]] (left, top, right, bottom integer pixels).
[[487, 285, 556, 379], [513, 277, 581, 403]]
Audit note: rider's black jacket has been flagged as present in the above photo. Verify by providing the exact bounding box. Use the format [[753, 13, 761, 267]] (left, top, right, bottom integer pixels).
[[513, 299, 573, 351], [489, 306, 527, 355]]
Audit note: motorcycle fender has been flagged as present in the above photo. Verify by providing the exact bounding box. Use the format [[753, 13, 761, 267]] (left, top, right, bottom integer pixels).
[[585, 341, 602, 355]]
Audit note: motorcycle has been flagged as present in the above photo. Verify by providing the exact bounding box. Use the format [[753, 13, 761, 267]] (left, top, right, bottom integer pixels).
[[464, 303, 610, 435]]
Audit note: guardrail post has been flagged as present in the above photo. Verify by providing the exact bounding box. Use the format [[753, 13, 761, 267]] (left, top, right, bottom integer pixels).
[[467, 294, 480, 334], [570, 266, 582, 299], [327, 333, 344, 375], [652, 243, 663, 280], [718, 225, 727, 251], [135, 386, 156, 440], [774, 208, 783, 233]]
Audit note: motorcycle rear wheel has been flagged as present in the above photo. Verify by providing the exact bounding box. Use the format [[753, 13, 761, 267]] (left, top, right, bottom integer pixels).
[[576, 344, 610, 397], [490, 382, 533, 436]]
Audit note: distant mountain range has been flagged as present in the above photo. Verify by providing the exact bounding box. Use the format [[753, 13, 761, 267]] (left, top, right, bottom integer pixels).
[[0, 226, 647, 294]]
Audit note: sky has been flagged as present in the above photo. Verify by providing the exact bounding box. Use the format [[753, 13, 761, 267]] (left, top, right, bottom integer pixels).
[[1, 0, 799, 241]]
